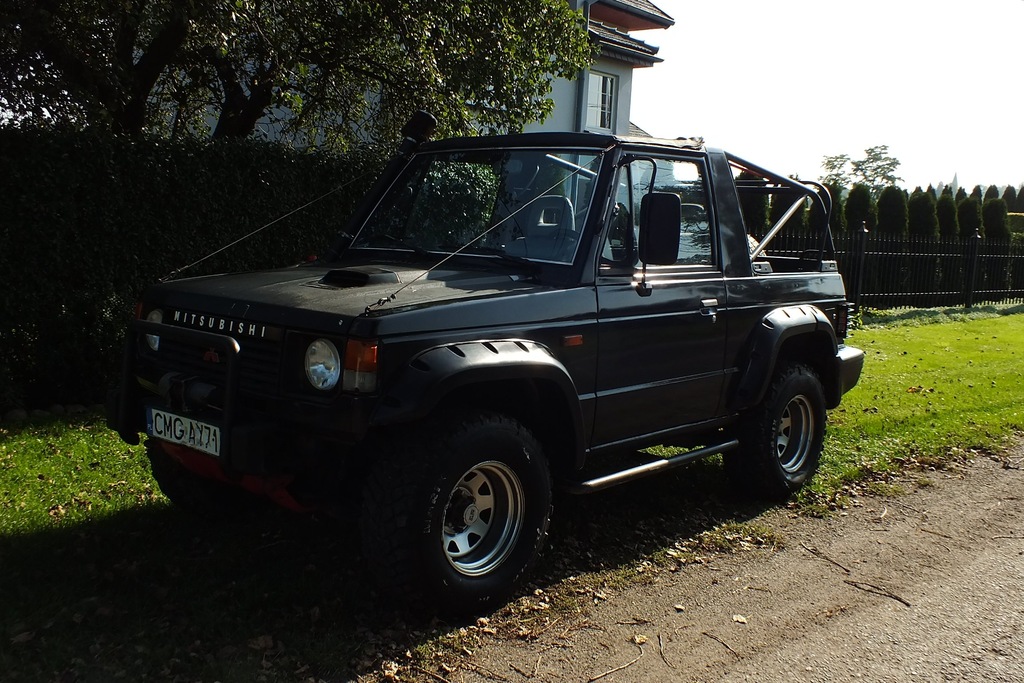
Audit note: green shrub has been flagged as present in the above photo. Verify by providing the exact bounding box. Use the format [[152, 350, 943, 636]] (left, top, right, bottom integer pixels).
[[1008, 212, 1024, 234], [0, 128, 383, 410]]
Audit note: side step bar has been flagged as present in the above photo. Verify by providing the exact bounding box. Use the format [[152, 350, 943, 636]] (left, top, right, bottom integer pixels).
[[563, 439, 740, 495]]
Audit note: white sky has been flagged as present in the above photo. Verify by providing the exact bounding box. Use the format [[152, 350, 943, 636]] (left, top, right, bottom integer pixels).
[[631, 0, 1024, 192]]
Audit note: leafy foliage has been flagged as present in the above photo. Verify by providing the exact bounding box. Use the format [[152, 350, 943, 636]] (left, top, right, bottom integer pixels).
[[820, 146, 902, 199], [820, 153, 851, 188], [0, 0, 592, 148], [850, 145, 903, 197]]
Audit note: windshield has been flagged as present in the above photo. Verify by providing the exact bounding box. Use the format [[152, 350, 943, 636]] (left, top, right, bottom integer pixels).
[[349, 148, 603, 265]]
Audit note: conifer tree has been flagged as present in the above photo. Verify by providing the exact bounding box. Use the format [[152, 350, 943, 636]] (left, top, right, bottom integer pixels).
[[1001, 185, 1018, 211], [936, 193, 959, 238], [958, 197, 983, 238], [876, 186, 908, 236], [983, 198, 1010, 240], [908, 190, 939, 238], [845, 184, 874, 231]]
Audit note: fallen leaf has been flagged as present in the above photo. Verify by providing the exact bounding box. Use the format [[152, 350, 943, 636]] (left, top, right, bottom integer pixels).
[[673, 604, 686, 612], [633, 634, 648, 645], [732, 615, 748, 624], [11, 631, 35, 644]]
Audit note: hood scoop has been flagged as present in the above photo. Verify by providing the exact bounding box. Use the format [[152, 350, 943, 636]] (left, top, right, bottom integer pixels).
[[318, 266, 401, 288]]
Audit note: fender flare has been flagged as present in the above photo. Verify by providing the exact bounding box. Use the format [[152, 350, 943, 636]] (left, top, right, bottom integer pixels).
[[731, 305, 838, 410], [371, 339, 586, 466]]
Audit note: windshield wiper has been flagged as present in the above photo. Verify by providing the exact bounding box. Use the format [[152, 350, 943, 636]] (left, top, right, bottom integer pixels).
[[465, 246, 541, 270], [360, 234, 434, 258]]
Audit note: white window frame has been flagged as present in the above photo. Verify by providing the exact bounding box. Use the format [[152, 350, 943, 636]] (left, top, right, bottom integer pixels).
[[586, 71, 616, 132]]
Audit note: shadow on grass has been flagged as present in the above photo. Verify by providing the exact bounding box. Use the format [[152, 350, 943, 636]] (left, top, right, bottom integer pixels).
[[0, 457, 772, 683]]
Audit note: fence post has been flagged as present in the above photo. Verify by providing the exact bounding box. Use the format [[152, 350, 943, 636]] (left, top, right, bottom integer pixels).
[[849, 221, 869, 312], [964, 229, 982, 309]]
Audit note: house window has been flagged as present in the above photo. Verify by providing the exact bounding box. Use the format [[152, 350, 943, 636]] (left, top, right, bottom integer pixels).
[[587, 72, 616, 131]]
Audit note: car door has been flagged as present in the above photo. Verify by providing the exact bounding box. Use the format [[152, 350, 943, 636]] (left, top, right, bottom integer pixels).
[[591, 154, 728, 447]]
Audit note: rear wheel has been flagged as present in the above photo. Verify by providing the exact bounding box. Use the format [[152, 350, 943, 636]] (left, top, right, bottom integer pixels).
[[726, 363, 826, 500], [360, 412, 552, 615]]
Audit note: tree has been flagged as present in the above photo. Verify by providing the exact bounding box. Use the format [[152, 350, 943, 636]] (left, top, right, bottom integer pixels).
[[820, 154, 851, 188], [820, 146, 901, 198], [876, 186, 908, 237], [984, 185, 1000, 200], [908, 189, 939, 238], [970, 185, 984, 203], [936, 192, 960, 294], [955, 187, 968, 203], [983, 198, 1010, 240], [844, 184, 874, 231], [983, 198, 1010, 298], [850, 145, 902, 197], [957, 197, 982, 238], [1002, 185, 1018, 211], [936, 193, 958, 238], [0, 0, 592, 148], [824, 182, 846, 234]]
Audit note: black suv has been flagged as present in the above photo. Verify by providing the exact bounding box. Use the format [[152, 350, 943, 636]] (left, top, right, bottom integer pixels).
[[109, 115, 864, 614]]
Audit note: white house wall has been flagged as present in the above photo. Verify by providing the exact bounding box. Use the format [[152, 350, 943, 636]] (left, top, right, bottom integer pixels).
[[526, 77, 578, 133], [524, 57, 635, 136]]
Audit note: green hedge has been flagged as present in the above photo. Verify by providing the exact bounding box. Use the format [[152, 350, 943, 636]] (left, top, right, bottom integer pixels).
[[0, 129, 383, 411], [1009, 213, 1024, 234]]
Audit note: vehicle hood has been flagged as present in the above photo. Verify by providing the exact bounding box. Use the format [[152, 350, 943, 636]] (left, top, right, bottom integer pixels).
[[145, 262, 551, 335]]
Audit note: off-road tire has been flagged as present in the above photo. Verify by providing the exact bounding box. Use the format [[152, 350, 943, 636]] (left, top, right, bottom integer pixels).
[[726, 363, 826, 500], [360, 411, 552, 616], [146, 439, 264, 518]]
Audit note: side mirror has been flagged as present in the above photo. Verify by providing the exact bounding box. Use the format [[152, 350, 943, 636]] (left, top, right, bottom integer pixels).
[[638, 192, 680, 265]]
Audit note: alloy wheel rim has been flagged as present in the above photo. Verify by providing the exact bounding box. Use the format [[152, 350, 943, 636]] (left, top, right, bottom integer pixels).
[[776, 394, 814, 474], [442, 461, 525, 577]]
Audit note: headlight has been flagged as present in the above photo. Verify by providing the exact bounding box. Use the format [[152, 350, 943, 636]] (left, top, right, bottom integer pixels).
[[145, 309, 163, 351], [305, 339, 341, 390]]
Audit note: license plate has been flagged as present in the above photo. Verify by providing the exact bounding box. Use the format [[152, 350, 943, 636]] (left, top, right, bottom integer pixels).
[[146, 408, 221, 457]]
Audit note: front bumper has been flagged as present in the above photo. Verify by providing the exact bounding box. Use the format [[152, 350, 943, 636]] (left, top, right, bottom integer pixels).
[[835, 343, 865, 398], [106, 318, 374, 477]]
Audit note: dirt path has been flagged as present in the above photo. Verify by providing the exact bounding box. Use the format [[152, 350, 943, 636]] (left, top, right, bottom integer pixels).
[[439, 452, 1024, 683]]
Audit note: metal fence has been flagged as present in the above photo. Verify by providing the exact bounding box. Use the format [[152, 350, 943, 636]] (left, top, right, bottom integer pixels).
[[766, 226, 1024, 310]]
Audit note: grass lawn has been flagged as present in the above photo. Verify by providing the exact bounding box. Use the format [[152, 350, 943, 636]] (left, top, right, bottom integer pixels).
[[2, 309, 1023, 682]]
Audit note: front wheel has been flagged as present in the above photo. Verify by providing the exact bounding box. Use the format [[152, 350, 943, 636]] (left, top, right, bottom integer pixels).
[[726, 363, 826, 500], [360, 412, 552, 615]]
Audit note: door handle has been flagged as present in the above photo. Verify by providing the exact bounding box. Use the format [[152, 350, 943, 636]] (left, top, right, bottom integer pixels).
[[700, 298, 719, 323]]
